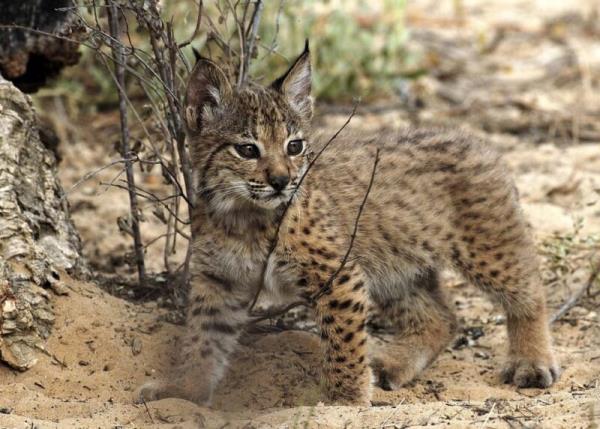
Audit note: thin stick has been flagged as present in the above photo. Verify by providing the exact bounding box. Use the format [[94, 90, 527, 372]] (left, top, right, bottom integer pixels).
[[102, 181, 190, 226], [0, 23, 170, 98], [178, 0, 203, 49], [61, 156, 140, 199], [479, 402, 496, 429], [248, 103, 359, 313], [226, 0, 246, 87], [263, 0, 285, 59], [135, 0, 196, 279], [312, 148, 381, 302], [107, 0, 147, 286], [250, 147, 380, 323], [92, 38, 189, 207], [550, 258, 600, 323], [141, 398, 155, 424], [240, 0, 263, 85]]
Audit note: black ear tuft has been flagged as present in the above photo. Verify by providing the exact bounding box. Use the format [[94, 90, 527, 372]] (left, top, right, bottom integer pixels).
[[184, 58, 232, 132], [272, 42, 313, 120]]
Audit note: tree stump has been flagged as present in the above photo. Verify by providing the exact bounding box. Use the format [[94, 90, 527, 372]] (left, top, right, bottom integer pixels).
[[0, 75, 85, 370], [0, 0, 85, 92]]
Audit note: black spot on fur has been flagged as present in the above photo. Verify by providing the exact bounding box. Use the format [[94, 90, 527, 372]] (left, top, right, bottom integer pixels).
[[201, 321, 236, 335], [337, 275, 350, 285], [352, 281, 364, 291], [338, 299, 353, 310], [422, 241, 433, 252], [323, 315, 335, 324], [192, 306, 221, 317]]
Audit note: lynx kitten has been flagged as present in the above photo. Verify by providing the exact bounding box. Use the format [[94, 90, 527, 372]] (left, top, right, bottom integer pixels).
[[137, 44, 559, 405]]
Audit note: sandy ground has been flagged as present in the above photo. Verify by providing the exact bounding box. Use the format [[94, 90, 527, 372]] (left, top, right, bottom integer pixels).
[[2, 0, 600, 427]]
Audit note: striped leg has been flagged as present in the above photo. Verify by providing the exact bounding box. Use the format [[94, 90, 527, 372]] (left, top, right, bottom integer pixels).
[[136, 273, 247, 405]]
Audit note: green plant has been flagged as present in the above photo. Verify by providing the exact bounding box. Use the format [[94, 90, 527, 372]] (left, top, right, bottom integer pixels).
[[541, 217, 599, 279], [41, 0, 410, 111], [255, 0, 408, 100]]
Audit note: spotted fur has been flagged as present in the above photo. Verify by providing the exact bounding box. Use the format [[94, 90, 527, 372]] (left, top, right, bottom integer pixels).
[[136, 45, 559, 406]]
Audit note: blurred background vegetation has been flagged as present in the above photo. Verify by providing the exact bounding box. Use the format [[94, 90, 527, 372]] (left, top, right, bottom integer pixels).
[[35, 0, 412, 116]]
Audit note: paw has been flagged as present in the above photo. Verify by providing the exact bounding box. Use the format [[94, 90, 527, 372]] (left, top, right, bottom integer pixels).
[[370, 356, 423, 391], [135, 379, 212, 406], [134, 380, 170, 403], [372, 366, 399, 391], [501, 357, 561, 388]]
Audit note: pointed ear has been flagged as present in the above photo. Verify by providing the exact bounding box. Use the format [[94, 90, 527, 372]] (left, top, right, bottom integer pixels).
[[184, 58, 232, 132], [272, 41, 313, 120]]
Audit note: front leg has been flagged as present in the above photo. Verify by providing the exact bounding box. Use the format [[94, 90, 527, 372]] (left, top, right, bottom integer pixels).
[[312, 263, 372, 405], [136, 272, 247, 405]]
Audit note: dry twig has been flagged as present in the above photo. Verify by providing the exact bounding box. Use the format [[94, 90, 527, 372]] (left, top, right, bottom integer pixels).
[[550, 258, 600, 323], [250, 146, 380, 324], [106, 0, 147, 286], [248, 103, 359, 313], [240, 0, 263, 85]]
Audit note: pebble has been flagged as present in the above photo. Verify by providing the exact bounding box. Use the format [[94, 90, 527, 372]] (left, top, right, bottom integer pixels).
[[474, 351, 490, 360]]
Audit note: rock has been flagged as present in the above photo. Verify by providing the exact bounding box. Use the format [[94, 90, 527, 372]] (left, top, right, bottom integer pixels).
[[0, 335, 41, 371], [474, 351, 490, 360], [0, 76, 86, 370], [131, 337, 142, 356]]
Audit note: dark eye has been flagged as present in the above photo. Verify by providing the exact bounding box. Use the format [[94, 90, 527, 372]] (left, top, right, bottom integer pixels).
[[234, 144, 260, 159], [287, 139, 304, 156]]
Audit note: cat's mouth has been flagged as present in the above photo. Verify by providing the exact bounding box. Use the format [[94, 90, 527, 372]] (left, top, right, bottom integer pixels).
[[246, 186, 294, 208]]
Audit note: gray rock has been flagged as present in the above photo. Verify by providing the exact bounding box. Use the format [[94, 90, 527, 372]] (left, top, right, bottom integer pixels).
[[0, 75, 85, 370]]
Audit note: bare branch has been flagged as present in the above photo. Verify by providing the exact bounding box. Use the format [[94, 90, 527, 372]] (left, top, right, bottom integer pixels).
[[225, 0, 246, 86], [550, 257, 600, 323], [61, 156, 142, 199], [101, 181, 190, 226], [250, 147, 381, 323], [106, 0, 147, 286], [178, 0, 203, 49], [248, 103, 360, 313], [261, 0, 285, 61], [240, 0, 263, 85], [312, 148, 380, 302]]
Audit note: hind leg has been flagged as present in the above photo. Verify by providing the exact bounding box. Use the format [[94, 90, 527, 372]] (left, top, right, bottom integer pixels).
[[449, 193, 560, 387], [368, 269, 457, 390]]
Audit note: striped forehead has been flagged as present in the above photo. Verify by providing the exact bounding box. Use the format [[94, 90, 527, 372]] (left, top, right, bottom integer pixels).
[[236, 87, 294, 144]]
